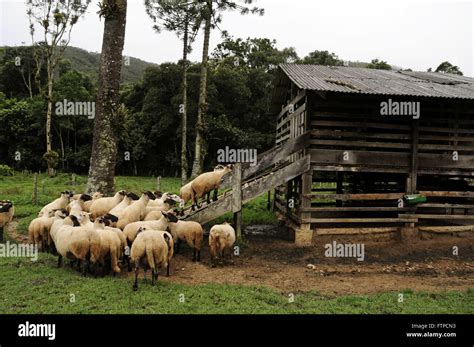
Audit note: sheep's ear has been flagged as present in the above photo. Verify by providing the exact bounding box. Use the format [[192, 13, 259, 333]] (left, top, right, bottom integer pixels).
[[81, 194, 92, 201]]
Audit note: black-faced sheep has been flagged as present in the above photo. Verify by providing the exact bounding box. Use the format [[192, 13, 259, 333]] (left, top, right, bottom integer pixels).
[[209, 222, 236, 267], [167, 220, 203, 262], [112, 191, 156, 230], [28, 209, 56, 250], [89, 190, 127, 219], [191, 165, 232, 210], [108, 192, 137, 216], [38, 191, 72, 217], [122, 211, 178, 246], [131, 226, 174, 291], [0, 200, 14, 242]]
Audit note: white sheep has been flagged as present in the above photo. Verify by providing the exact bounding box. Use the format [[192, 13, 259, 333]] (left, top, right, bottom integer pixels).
[[93, 218, 123, 275], [89, 190, 127, 219], [209, 222, 236, 267], [38, 191, 72, 217], [122, 211, 178, 245], [28, 209, 56, 250], [191, 165, 232, 209], [68, 194, 93, 218], [131, 226, 174, 291], [83, 192, 103, 212], [112, 191, 156, 230], [143, 210, 162, 221], [108, 192, 138, 215], [0, 200, 14, 242], [167, 220, 203, 262]]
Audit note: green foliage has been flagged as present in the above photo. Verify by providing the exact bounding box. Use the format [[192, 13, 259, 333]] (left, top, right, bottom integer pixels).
[[435, 61, 463, 76], [299, 50, 344, 66], [367, 59, 392, 70], [0, 164, 14, 176]]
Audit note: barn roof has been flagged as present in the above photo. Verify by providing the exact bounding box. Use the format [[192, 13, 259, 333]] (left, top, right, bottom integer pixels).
[[272, 64, 474, 113]]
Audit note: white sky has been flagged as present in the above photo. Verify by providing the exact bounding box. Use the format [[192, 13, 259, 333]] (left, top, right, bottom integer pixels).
[[1, 0, 473, 76]]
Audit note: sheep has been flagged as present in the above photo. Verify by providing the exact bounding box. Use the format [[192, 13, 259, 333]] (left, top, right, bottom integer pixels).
[[178, 181, 194, 215], [147, 192, 181, 210], [191, 165, 232, 210], [93, 218, 123, 275], [122, 211, 178, 246], [89, 190, 127, 219], [0, 200, 14, 242], [38, 191, 72, 217], [50, 214, 81, 267], [209, 222, 236, 267], [68, 194, 93, 218], [131, 226, 174, 291], [111, 191, 156, 230], [108, 192, 138, 216], [144, 210, 162, 221], [83, 192, 103, 212], [56, 214, 101, 276], [28, 209, 56, 250], [167, 220, 203, 262]]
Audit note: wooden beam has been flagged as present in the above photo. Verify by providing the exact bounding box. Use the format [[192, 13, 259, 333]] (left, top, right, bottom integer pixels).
[[418, 225, 474, 233], [316, 227, 399, 235], [409, 119, 419, 194], [305, 193, 405, 200], [306, 217, 418, 223], [232, 163, 242, 239]]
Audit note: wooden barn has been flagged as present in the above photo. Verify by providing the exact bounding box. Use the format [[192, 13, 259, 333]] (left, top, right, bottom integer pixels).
[[271, 64, 474, 245]]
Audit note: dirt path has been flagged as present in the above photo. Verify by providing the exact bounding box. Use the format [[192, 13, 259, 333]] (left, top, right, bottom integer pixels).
[[158, 229, 474, 295], [5, 221, 28, 243]]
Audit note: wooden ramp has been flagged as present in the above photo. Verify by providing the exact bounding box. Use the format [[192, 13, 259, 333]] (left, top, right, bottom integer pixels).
[[180, 133, 311, 225]]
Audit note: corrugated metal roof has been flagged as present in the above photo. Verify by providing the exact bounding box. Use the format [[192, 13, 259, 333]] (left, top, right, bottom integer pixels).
[[279, 64, 474, 100]]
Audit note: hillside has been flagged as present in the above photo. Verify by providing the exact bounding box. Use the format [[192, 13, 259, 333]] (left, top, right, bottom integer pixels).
[[63, 46, 156, 84]]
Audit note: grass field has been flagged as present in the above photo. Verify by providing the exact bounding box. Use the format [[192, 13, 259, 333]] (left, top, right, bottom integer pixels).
[[1, 173, 473, 314], [0, 254, 472, 314]]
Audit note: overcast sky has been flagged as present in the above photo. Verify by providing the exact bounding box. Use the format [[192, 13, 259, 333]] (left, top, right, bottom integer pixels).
[[1, 0, 473, 76]]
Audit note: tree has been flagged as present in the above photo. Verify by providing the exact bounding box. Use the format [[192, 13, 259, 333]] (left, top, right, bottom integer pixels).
[[86, 0, 127, 195], [191, 0, 264, 177], [299, 50, 343, 66], [145, 0, 203, 184], [27, 0, 91, 176], [366, 59, 391, 70], [435, 61, 463, 76]]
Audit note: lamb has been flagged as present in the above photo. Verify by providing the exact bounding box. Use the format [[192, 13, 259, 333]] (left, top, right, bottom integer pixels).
[[167, 220, 203, 262], [209, 222, 236, 267], [0, 200, 14, 242], [131, 226, 174, 291], [28, 209, 56, 250], [178, 181, 194, 214], [38, 191, 72, 217], [93, 218, 123, 275], [108, 192, 138, 216], [191, 165, 232, 210], [89, 190, 127, 219], [111, 191, 156, 230], [122, 211, 178, 245]]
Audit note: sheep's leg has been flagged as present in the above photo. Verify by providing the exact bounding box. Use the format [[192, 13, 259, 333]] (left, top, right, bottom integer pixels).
[[0, 225, 3, 242], [206, 192, 211, 204], [82, 260, 89, 277], [166, 261, 170, 277], [197, 249, 201, 262], [127, 256, 132, 272], [192, 248, 196, 262], [133, 265, 139, 291], [175, 239, 181, 254], [57, 255, 62, 268], [213, 189, 218, 201]]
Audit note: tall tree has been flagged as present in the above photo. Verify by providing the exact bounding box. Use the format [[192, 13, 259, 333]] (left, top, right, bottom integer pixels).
[[191, 0, 264, 177], [145, 0, 202, 185], [27, 0, 90, 176], [435, 61, 463, 76], [86, 0, 127, 195], [299, 50, 343, 66]]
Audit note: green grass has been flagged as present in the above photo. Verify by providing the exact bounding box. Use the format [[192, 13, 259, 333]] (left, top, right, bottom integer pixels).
[[0, 254, 472, 314], [0, 173, 276, 235]]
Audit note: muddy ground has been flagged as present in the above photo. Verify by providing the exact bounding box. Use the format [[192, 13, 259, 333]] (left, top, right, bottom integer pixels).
[[7, 222, 474, 295]]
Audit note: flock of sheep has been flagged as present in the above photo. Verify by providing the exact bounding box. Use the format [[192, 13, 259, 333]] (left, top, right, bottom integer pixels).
[[1, 165, 236, 291]]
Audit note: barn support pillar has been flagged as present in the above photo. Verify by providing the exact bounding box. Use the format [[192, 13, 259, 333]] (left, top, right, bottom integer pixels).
[[232, 163, 243, 240], [295, 170, 313, 246]]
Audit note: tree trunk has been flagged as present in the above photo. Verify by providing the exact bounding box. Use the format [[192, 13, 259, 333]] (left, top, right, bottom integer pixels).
[[180, 16, 189, 185], [191, 0, 212, 178], [46, 64, 54, 177], [86, 0, 127, 195]]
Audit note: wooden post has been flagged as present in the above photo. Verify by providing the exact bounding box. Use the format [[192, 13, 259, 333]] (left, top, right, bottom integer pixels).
[[156, 176, 161, 192], [232, 163, 242, 239], [267, 191, 272, 211], [71, 173, 76, 186], [32, 173, 38, 205], [41, 179, 46, 194], [409, 120, 419, 194], [336, 172, 343, 207], [295, 171, 313, 246]]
